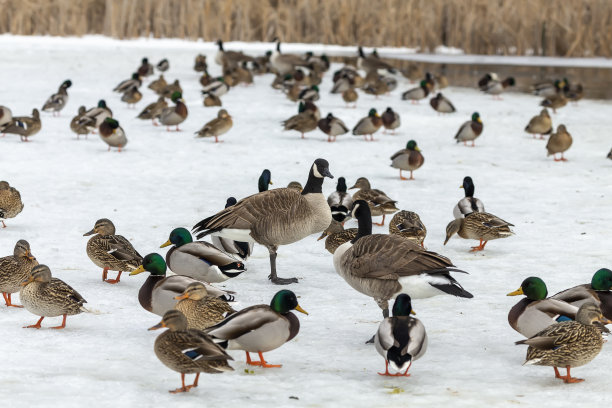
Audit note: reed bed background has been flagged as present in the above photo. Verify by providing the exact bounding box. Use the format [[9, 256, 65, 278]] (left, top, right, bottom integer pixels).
[[1, 0, 611, 57]]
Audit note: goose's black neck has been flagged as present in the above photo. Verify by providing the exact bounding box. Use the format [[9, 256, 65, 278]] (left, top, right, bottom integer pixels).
[[302, 167, 323, 195], [351, 202, 372, 243]]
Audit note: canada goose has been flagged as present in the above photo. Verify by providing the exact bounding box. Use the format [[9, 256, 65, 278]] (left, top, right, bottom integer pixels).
[[258, 169, 273, 192], [430, 93, 456, 114], [270, 39, 310, 75], [42, 80, 72, 116], [192, 159, 333, 285], [211, 197, 253, 261], [215, 40, 254, 69], [546, 124, 572, 161], [525, 109, 552, 139], [453, 176, 485, 218], [357, 46, 395, 74], [327, 177, 353, 223], [333, 200, 473, 319]]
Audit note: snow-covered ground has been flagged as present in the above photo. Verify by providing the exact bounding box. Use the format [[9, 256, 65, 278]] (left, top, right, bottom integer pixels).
[[1, 36, 612, 408]]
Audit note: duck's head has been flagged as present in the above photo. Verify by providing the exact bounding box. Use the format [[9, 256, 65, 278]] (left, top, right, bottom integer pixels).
[[83, 218, 116, 236], [368, 108, 379, 118], [471, 112, 482, 123], [131, 73, 140, 80], [171, 91, 183, 104], [258, 169, 273, 192], [14, 239, 35, 260], [557, 124, 567, 133], [218, 109, 230, 119], [287, 181, 303, 192], [62, 80, 72, 88], [444, 218, 463, 245], [225, 197, 237, 208], [435, 92, 443, 99], [270, 290, 308, 315], [317, 219, 344, 241], [506, 77, 516, 86], [98, 100, 107, 108], [507, 277, 547, 300], [32, 109, 40, 119], [130, 253, 167, 276], [357, 46, 365, 58], [174, 282, 208, 301], [420, 80, 427, 88], [311, 158, 334, 179], [461, 176, 475, 197], [575, 303, 611, 326], [385, 107, 394, 114], [336, 176, 347, 193], [392, 294, 416, 317], [406, 140, 420, 152], [22, 264, 51, 286], [161, 228, 193, 248], [216, 39, 224, 50], [311, 85, 319, 92], [591, 268, 612, 291], [148, 309, 188, 332], [349, 177, 370, 190]]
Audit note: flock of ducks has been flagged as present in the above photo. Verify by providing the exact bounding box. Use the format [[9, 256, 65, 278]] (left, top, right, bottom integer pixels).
[[1, 39, 611, 394]]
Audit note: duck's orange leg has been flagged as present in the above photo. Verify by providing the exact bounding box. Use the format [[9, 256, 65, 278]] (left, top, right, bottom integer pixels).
[[169, 373, 190, 393], [24, 316, 44, 329], [105, 271, 122, 284], [399, 170, 408, 180], [470, 240, 487, 252], [2, 292, 23, 308], [247, 351, 282, 368], [374, 214, 386, 227], [186, 373, 200, 390], [557, 366, 584, 383], [50, 314, 67, 329]]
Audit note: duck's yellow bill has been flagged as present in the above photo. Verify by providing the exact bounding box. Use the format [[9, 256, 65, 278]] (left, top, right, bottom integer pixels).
[[269, 180, 273, 185], [295, 305, 308, 315], [148, 321, 165, 331], [507, 287, 524, 296], [21, 276, 34, 286], [174, 293, 189, 300], [317, 232, 327, 241], [411, 310, 416, 315], [160, 240, 172, 248], [130, 265, 145, 276]]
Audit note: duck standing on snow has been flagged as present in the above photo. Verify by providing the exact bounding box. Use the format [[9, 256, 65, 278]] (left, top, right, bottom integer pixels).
[[390, 140, 424, 180], [70, 106, 89, 138], [42, 80, 72, 116], [477, 72, 498, 90], [160, 227, 246, 283], [318, 113, 348, 142], [0, 240, 37, 307], [482, 77, 515, 99], [121, 85, 142, 109], [195, 109, 233, 143], [515, 303, 610, 384], [444, 211, 513, 252], [156, 58, 169, 72], [114, 73, 141, 93], [137, 57, 154, 77], [0, 105, 12, 132], [381, 107, 400, 134], [352, 108, 382, 141], [204, 290, 308, 367], [83, 218, 143, 284], [20, 264, 88, 329], [454, 112, 483, 147], [375, 294, 427, 377], [453, 176, 485, 218], [98, 118, 127, 152], [258, 169, 273, 192], [540, 93, 567, 113], [429, 92, 456, 113], [401, 80, 430, 103], [0, 181, 25, 228], [193, 159, 334, 285], [148, 75, 168, 94], [149, 309, 234, 394], [158, 91, 188, 132], [546, 124, 572, 161], [349, 177, 398, 226], [137, 96, 167, 126], [282, 101, 319, 139], [525, 109, 552, 139], [77, 100, 113, 134], [327, 176, 353, 223], [388, 210, 427, 247], [2, 109, 41, 142]]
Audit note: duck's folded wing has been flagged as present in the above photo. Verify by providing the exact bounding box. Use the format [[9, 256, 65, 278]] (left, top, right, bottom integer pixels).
[[104, 235, 143, 262], [204, 305, 279, 340], [179, 241, 239, 265], [171, 330, 234, 361]]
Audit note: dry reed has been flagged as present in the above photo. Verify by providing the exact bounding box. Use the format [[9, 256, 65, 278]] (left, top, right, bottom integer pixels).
[[1, 0, 611, 57]]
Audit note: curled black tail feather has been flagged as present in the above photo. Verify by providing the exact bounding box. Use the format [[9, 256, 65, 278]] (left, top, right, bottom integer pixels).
[[387, 347, 411, 370]]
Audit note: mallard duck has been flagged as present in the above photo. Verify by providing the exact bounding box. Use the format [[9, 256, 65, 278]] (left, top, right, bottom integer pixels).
[[608, 147, 612, 160], [477, 72, 499, 90], [252, 51, 272, 74], [258, 169, 273, 192], [174, 282, 236, 330], [0, 181, 24, 227], [433, 74, 448, 89], [444, 211, 513, 251], [390, 140, 424, 180], [305, 51, 330, 72], [375, 294, 426, 376], [149, 309, 233, 393], [156, 58, 169, 72], [270, 39, 309, 75], [515, 303, 610, 383], [334, 200, 472, 319], [148, 75, 168, 94], [284, 82, 301, 102], [0, 105, 12, 132], [20, 264, 87, 329], [203, 93, 222, 107], [77, 100, 112, 134], [130, 253, 234, 316], [161, 79, 183, 99], [565, 83, 583, 103], [194, 54, 208, 72], [121, 86, 142, 108], [137, 96, 167, 126], [381, 107, 400, 134], [158, 91, 188, 132], [352, 108, 382, 141], [507, 277, 579, 338], [42, 80, 72, 116], [0, 240, 37, 307], [357, 46, 395, 74], [551, 268, 612, 319], [349, 177, 398, 226], [233, 63, 254, 86], [318, 113, 348, 142], [429, 93, 456, 113], [531, 79, 563, 98], [211, 197, 254, 261], [401, 80, 430, 103], [3, 109, 41, 142], [195, 109, 233, 143], [193, 159, 333, 285], [113, 73, 141, 93], [525, 109, 552, 139], [453, 176, 485, 218], [205, 290, 307, 367], [540, 93, 567, 113], [287, 181, 303, 192], [342, 88, 358, 108], [160, 228, 246, 283], [546, 124, 572, 161], [137, 57, 154, 77], [389, 210, 426, 247], [201, 77, 230, 98], [363, 72, 389, 98], [282, 103, 318, 139], [215, 40, 254, 69], [70, 106, 89, 138], [98, 118, 127, 152], [331, 73, 354, 94], [317, 220, 358, 254], [327, 176, 353, 223], [298, 85, 319, 102], [482, 77, 515, 98], [83, 218, 142, 284], [454, 112, 483, 147]]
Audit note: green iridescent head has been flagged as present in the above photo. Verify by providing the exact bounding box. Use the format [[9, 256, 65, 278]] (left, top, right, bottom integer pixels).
[[130, 253, 167, 277], [368, 108, 377, 117], [104, 118, 119, 129], [270, 290, 308, 315], [507, 277, 547, 300], [591, 268, 612, 291], [171, 91, 182, 103], [161, 228, 193, 248], [392, 294, 415, 317], [406, 140, 419, 151]]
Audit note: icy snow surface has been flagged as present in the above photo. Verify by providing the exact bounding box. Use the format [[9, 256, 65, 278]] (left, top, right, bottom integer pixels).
[[0, 36, 612, 407]]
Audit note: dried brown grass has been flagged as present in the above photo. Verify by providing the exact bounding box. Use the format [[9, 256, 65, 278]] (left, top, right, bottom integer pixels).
[[1, 0, 611, 57]]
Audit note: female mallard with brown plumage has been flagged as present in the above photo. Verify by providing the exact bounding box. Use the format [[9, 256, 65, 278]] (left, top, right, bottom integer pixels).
[[195, 109, 233, 143], [349, 177, 398, 226], [317, 220, 358, 254], [174, 282, 236, 330], [282, 102, 318, 139], [121, 86, 142, 108], [515, 302, 610, 384], [352, 108, 382, 141], [20, 264, 88, 329], [541, 93, 567, 113], [148, 74, 167, 94], [525, 109, 552, 139], [444, 211, 513, 251], [159, 91, 188, 132], [546, 124, 572, 161], [149, 309, 234, 393], [388, 210, 427, 247], [137, 96, 167, 126], [3, 109, 41, 142], [390, 140, 424, 180], [0, 181, 25, 227], [70, 106, 89, 138], [0, 240, 37, 307], [552, 268, 612, 320], [83, 218, 143, 284]]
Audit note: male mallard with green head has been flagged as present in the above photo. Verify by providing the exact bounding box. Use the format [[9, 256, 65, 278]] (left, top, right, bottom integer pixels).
[[390, 140, 424, 180]]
